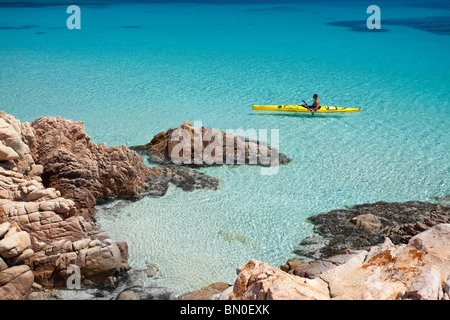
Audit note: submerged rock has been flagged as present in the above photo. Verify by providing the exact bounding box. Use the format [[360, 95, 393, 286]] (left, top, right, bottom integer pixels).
[[299, 201, 449, 260], [218, 229, 253, 245]]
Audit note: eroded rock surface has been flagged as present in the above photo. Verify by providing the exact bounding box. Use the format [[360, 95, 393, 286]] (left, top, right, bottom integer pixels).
[[0, 112, 220, 300], [133, 120, 291, 167], [235, 224, 450, 300], [0, 222, 35, 300], [229, 259, 330, 300], [0, 113, 155, 299], [31, 117, 218, 220]]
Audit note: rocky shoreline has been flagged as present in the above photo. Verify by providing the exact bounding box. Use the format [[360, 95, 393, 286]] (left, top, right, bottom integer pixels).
[[31, 116, 220, 220], [182, 209, 449, 300], [0, 112, 292, 300], [295, 200, 449, 260], [1, 111, 448, 300], [0, 112, 222, 299]]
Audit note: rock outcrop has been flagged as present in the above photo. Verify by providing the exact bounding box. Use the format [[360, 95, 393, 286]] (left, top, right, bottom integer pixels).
[[0, 222, 34, 300], [0, 115, 129, 298], [0, 112, 220, 300], [232, 224, 450, 300], [132, 120, 291, 167], [0, 111, 35, 173], [31, 117, 218, 220], [230, 259, 330, 300]]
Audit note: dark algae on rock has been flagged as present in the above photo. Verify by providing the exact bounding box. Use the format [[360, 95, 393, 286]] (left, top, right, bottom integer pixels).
[[295, 201, 450, 260]]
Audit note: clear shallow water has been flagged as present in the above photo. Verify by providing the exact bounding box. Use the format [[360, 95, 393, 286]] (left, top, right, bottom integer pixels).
[[1, 1, 449, 294]]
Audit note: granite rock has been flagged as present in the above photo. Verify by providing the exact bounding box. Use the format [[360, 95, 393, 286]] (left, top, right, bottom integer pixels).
[[31, 117, 218, 220], [133, 120, 291, 167], [177, 282, 231, 300], [0, 113, 129, 298], [0, 221, 34, 299], [280, 224, 450, 300], [229, 259, 330, 300]]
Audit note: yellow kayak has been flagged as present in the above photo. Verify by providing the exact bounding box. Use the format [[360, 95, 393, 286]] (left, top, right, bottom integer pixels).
[[251, 105, 361, 114]]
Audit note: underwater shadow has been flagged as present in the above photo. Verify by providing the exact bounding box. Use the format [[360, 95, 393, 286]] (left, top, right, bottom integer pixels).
[[0, 25, 40, 30], [327, 20, 388, 33], [248, 112, 350, 120], [245, 5, 303, 14], [120, 26, 142, 29], [327, 16, 450, 36], [384, 16, 450, 35]]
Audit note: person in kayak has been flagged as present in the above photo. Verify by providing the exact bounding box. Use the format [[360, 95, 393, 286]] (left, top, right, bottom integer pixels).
[[304, 94, 320, 111]]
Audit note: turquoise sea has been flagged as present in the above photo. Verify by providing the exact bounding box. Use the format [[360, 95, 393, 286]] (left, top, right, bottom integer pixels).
[[1, 0, 449, 294]]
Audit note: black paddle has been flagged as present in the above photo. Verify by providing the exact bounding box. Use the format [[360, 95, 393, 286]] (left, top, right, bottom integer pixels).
[[301, 100, 315, 115]]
